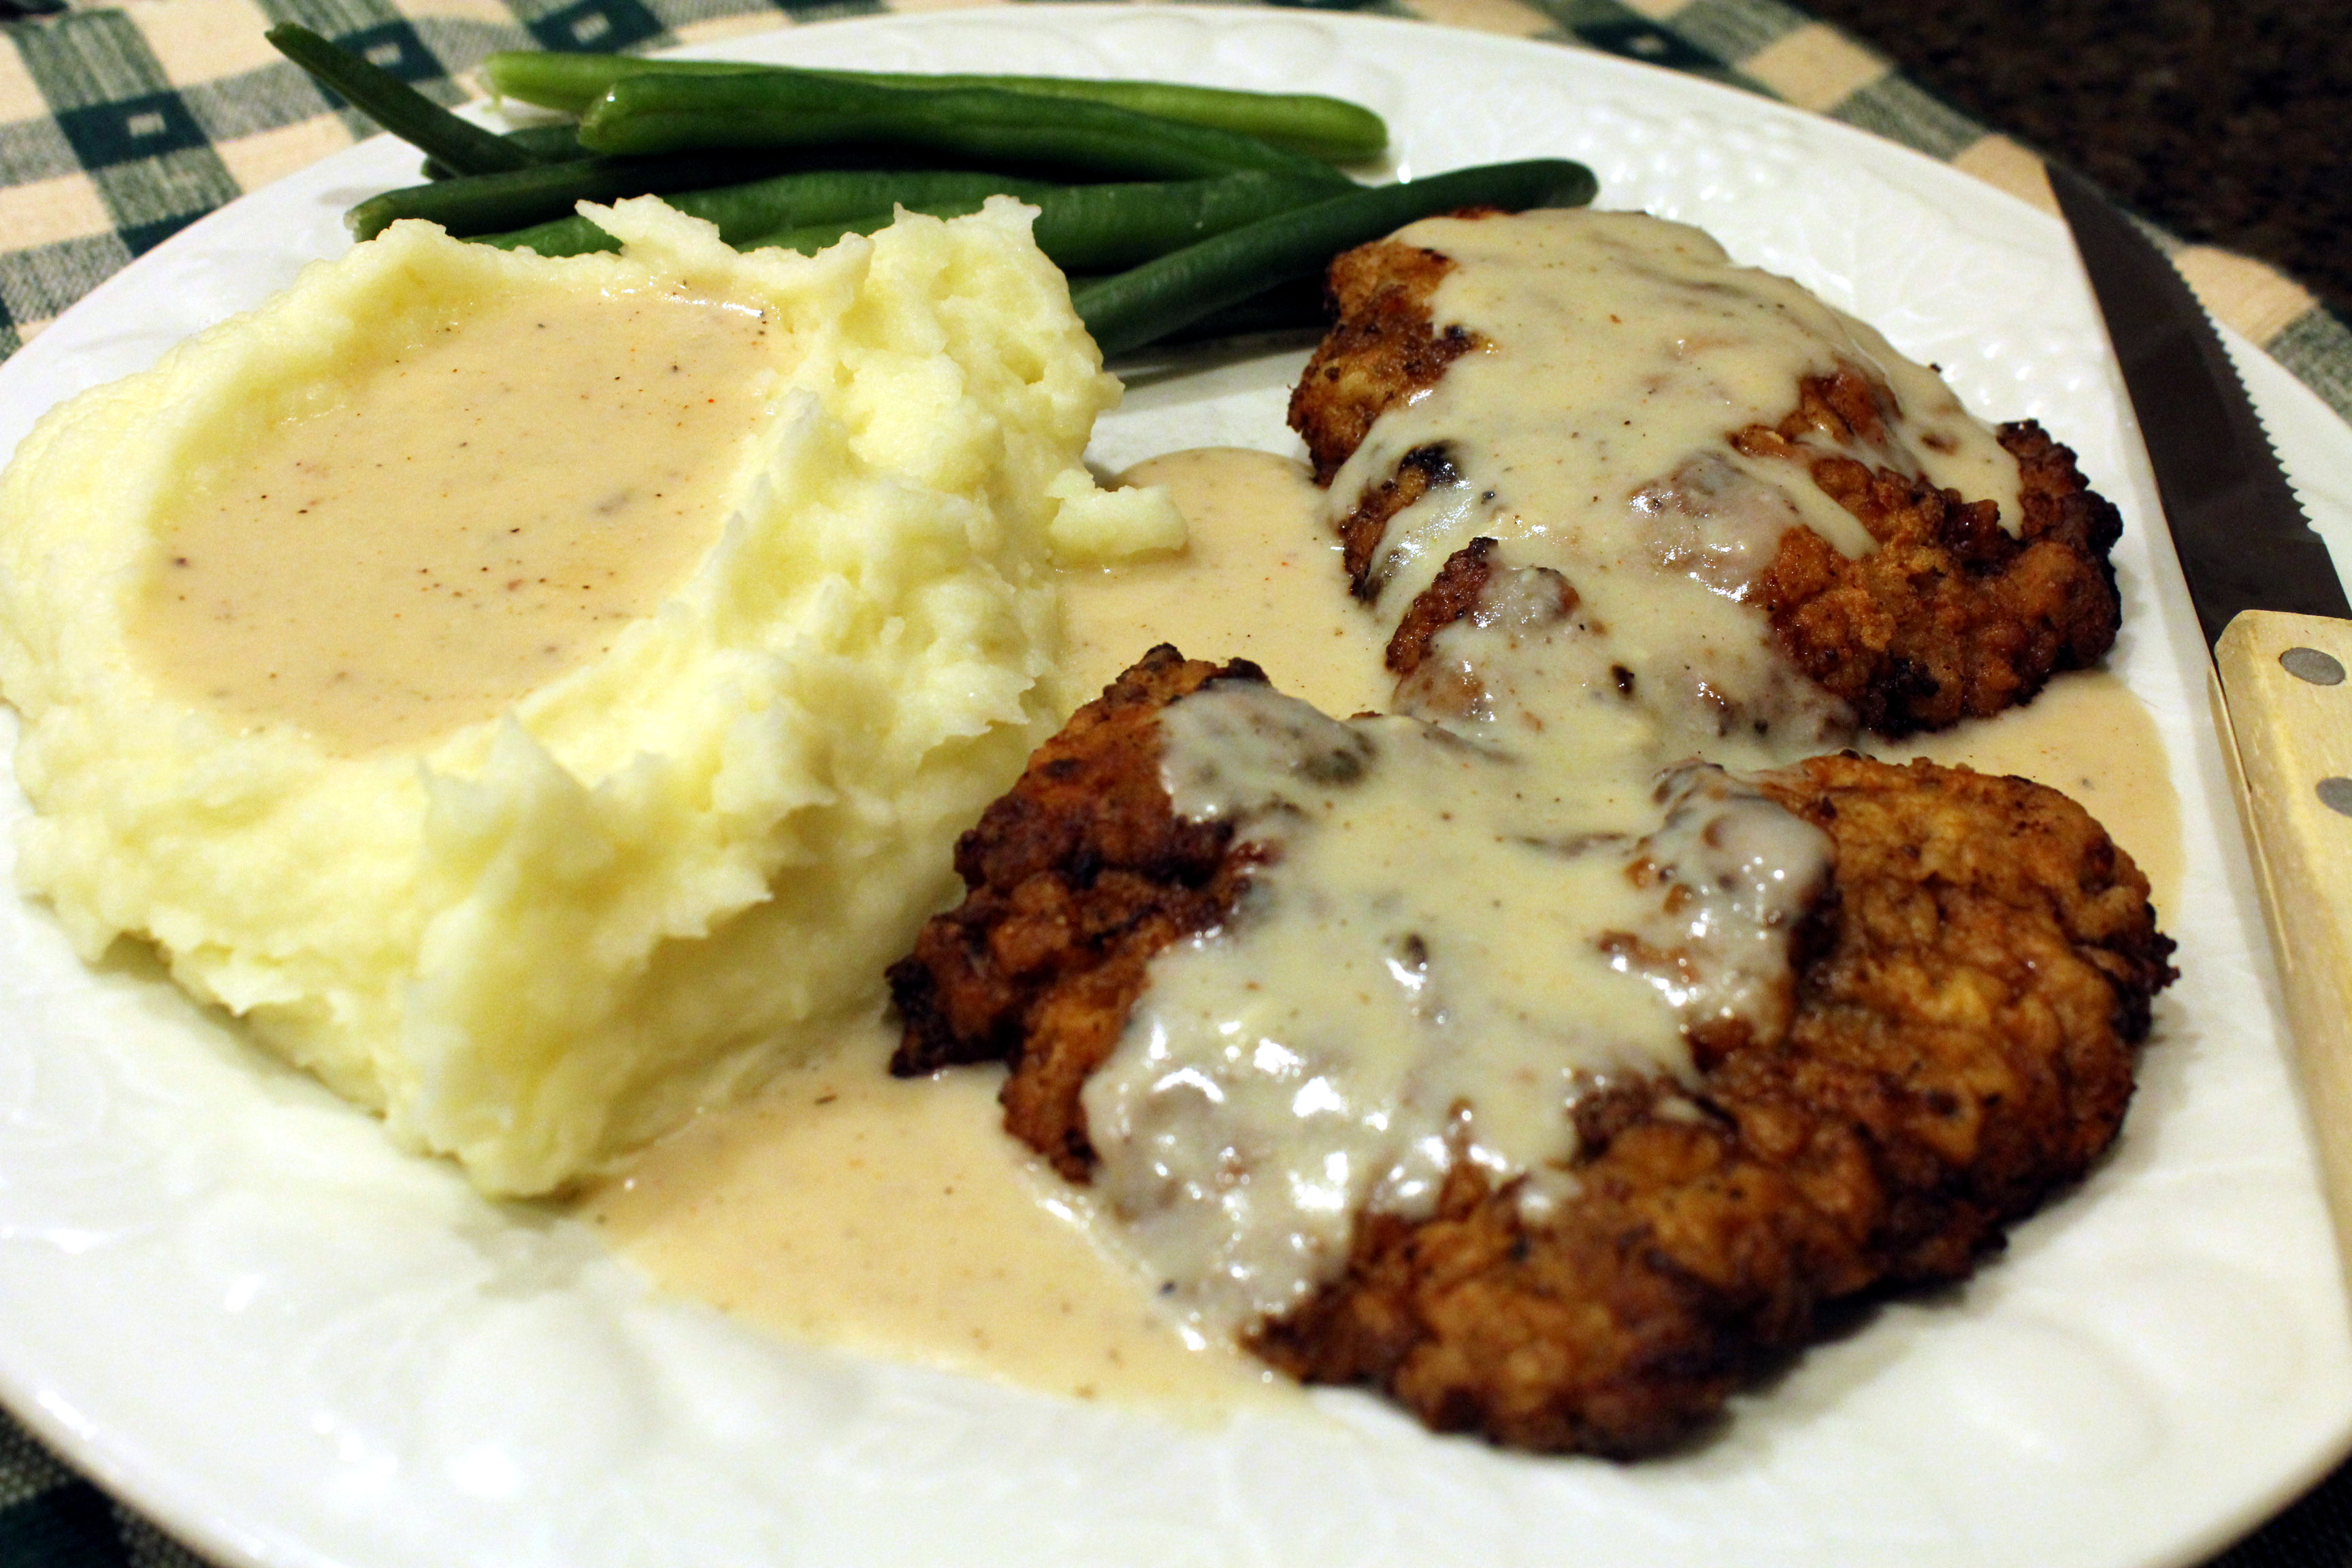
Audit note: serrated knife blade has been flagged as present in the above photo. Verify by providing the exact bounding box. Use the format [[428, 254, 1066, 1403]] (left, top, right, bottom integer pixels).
[[2049, 163, 2347, 644], [2052, 161, 2352, 1290]]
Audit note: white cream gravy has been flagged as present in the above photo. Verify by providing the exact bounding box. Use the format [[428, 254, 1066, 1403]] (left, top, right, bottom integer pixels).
[[1077, 450, 2177, 909], [591, 442, 2177, 1408], [1089, 703, 1825, 1327], [593, 213, 2179, 1404], [1331, 209, 2019, 764], [137, 285, 776, 753], [585, 1014, 1278, 1407]]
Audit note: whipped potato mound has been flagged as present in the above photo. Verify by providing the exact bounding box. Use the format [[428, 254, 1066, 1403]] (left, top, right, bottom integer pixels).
[[0, 195, 1177, 1196]]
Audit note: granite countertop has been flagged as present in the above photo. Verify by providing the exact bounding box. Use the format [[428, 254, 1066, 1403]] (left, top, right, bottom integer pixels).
[[1805, 0, 2350, 323]]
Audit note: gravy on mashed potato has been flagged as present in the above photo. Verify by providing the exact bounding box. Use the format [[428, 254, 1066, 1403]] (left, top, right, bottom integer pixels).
[[139, 287, 777, 752], [0, 194, 1182, 1197]]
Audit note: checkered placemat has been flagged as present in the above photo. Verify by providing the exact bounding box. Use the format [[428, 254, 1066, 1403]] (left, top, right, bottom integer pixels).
[[3, 1, 2350, 1565], [3, 0, 2347, 413]]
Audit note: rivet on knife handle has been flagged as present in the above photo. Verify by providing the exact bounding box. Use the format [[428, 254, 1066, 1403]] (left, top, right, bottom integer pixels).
[[2055, 160, 2352, 1296], [2215, 610, 2352, 1290]]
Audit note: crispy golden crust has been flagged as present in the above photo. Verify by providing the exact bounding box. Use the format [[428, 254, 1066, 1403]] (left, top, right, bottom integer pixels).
[[1337, 444, 1461, 598], [1259, 753, 2171, 1454], [1290, 238, 1478, 485], [1383, 537, 1589, 719], [1385, 535, 1502, 676], [886, 646, 1267, 1179], [1290, 235, 1481, 599], [1742, 372, 2124, 734], [887, 672, 2175, 1455], [1294, 238, 2125, 734]]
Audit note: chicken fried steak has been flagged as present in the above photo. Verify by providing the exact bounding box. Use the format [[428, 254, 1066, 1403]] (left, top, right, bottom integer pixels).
[[888, 645, 1261, 1180], [889, 653, 2172, 1456], [1291, 212, 2124, 738], [891, 208, 2168, 1457], [1261, 750, 2170, 1454]]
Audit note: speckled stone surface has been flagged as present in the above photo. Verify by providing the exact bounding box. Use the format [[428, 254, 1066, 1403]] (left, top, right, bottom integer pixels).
[[1802, 0, 2351, 321]]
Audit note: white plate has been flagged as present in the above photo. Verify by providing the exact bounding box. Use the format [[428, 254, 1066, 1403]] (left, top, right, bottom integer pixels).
[[2, 10, 2349, 1567]]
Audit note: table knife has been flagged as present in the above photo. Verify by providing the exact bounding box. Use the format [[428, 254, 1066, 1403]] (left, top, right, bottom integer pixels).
[[2050, 162, 2352, 1288]]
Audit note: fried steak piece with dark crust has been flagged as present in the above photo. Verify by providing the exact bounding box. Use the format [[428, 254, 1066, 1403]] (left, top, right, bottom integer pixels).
[[1287, 228, 2125, 736], [887, 646, 1265, 1180], [1289, 236, 1486, 593], [887, 660, 2176, 1456], [1260, 751, 2170, 1454], [1741, 370, 2123, 734], [1292, 235, 1484, 489]]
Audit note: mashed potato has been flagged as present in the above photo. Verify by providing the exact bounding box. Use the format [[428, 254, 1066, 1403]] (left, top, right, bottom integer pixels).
[[0, 195, 1179, 1196]]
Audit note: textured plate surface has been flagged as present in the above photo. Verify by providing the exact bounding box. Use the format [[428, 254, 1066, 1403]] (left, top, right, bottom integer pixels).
[[1, 10, 2350, 1568]]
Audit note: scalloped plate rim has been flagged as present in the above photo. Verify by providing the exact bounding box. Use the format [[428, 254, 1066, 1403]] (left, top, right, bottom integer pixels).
[[0, 10, 2348, 1568]]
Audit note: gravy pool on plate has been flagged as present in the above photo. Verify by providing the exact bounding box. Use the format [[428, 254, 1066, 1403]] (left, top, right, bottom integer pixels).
[[589, 437, 2180, 1408]]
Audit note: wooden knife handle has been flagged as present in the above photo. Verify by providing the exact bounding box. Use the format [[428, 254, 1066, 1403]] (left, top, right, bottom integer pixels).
[[2215, 609, 2352, 1292]]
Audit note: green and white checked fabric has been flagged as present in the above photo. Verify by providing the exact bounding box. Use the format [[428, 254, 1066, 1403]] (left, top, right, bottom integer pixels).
[[2, 1, 2351, 1565], [0, 1414, 210, 1567], [1, 0, 2348, 412]]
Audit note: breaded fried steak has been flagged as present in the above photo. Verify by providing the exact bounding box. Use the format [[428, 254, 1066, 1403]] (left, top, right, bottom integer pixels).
[[1260, 751, 2170, 1454], [889, 653, 2174, 1455], [892, 207, 2165, 1457], [1290, 212, 2124, 738], [888, 646, 1262, 1179]]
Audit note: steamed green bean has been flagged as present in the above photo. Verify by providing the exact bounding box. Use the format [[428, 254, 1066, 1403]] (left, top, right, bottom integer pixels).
[[267, 24, 536, 177], [350, 150, 794, 240], [1073, 158, 1597, 356], [729, 171, 1339, 269], [576, 71, 1349, 185], [483, 51, 1386, 161], [422, 122, 591, 180]]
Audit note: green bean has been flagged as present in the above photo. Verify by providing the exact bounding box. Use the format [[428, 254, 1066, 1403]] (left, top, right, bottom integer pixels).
[[1056, 276, 1329, 344], [483, 52, 1387, 161], [474, 168, 1060, 256], [1032, 172, 1343, 270], [728, 172, 1347, 271], [483, 52, 757, 115], [423, 122, 591, 180], [476, 212, 623, 257], [832, 71, 1381, 163], [349, 150, 794, 240], [1073, 158, 1598, 357], [266, 24, 536, 177], [576, 70, 1349, 186], [1163, 276, 1330, 344]]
